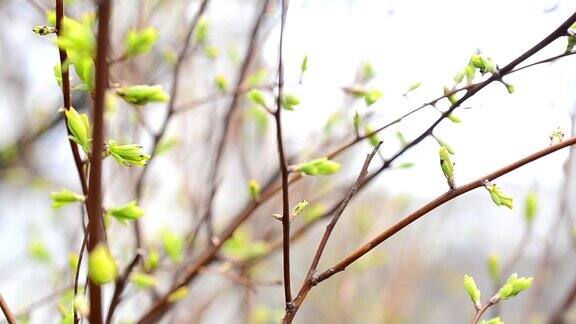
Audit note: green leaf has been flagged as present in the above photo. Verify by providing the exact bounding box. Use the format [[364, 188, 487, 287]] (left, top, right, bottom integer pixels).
[[447, 113, 462, 123], [505, 83, 515, 94], [194, 17, 209, 44], [88, 244, 118, 285], [222, 229, 268, 260], [364, 88, 383, 106], [397, 162, 414, 169], [106, 140, 151, 167], [168, 286, 189, 303], [247, 68, 268, 87], [155, 137, 180, 155], [434, 136, 455, 154], [50, 188, 85, 209], [281, 94, 300, 111], [485, 182, 514, 209], [439, 147, 455, 189], [396, 131, 407, 147], [300, 55, 308, 74], [247, 89, 268, 108], [487, 253, 501, 282], [497, 273, 533, 300], [68, 253, 79, 273], [524, 191, 538, 225], [364, 124, 381, 147], [214, 74, 229, 92], [248, 179, 261, 200], [65, 107, 91, 153], [481, 317, 504, 324], [28, 240, 52, 262], [204, 45, 219, 59], [353, 111, 361, 131], [107, 201, 144, 222], [295, 157, 341, 176], [73, 295, 89, 316], [162, 229, 184, 264], [292, 200, 309, 217], [443, 86, 458, 105], [130, 272, 157, 290], [361, 61, 376, 81], [54, 64, 63, 87], [406, 82, 421, 93], [302, 203, 327, 223], [125, 27, 159, 58], [144, 248, 160, 272], [116, 85, 170, 105], [463, 274, 481, 307]]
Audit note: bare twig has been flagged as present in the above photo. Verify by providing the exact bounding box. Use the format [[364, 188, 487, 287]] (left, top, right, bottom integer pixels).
[[0, 293, 16, 324], [283, 143, 381, 323]]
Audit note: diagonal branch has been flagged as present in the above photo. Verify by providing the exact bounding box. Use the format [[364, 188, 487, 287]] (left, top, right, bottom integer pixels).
[[0, 292, 16, 324]]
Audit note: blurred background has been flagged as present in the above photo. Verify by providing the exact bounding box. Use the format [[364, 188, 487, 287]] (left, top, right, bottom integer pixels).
[[1, 0, 576, 323]]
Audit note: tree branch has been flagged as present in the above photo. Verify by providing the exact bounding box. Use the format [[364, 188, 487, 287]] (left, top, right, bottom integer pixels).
[[0, 292, 16, 324]]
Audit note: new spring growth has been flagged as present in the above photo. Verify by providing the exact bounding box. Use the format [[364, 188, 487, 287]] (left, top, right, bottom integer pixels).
[[353, 111, 361, 133], [463, 274, 482, 309], [88, 244, 118, 285], [64, 107, 91, 153], [487, 253, 501, 282], [524, 191, 538, 226], [50, 188, 85, 209], [292, 200, 309, 219], [247, 89, 268, 108], [116, 85, 170, 105], [56, 16, 96, 90], [106, 140, 151, 167], [364, 88, 383, 106], [162, 229, 184, 264], [364, 124, 381, 147], [32, 25, 56, 36], [484, 181, 513, 209], [443, 86, 458, 105], [168, 287, 189, 303], [248, 179, 261, 200], [549, 127, 564, 145], [566, 23, 576, 54], [130, 272, 158, 290], [194, 17, 209, 44], [293, 157, 341, 176], [106, 201, 144, 222], [439, 146, 455, 190], [300, 55, 308, 74], [469, 53, 497, 75], [496, 273, 533, 300], [481, 317, 504, 324], [73, 295, 89, 317], [215, 74, 229, 92], [125, 27, 160, 58], [282, 94, 301, 111]]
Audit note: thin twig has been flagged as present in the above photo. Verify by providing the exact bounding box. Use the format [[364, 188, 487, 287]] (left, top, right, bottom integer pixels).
[[283, 143, 381, 323], [274, 0, 293, 312], [0, 293, 16, 324], [105, 252, 143, 324]]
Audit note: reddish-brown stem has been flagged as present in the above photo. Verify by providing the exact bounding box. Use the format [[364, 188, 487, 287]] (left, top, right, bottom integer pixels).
[[471, 299, 497, 324], [105, 253, 143, 324], [274, 0, 293, 311], [283, 143, 381, 323], [0, 292, 16, 324], [86, 0, 111, 323], [134, 0, 211, 248]]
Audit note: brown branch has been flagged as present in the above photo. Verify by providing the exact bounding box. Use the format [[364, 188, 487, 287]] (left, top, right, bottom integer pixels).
[[283, 143, 381, 323], [86, 0, 112, 322], [317, 136, 576, 283], [133, 0, 211, 248], [548, 270, 576, 323], [72, 232, 87, 324], [274, 0, 293, 312], [471, 299, 498, 324], [0, 292, 16, 324], [105, 252, 143, 324], [196, 0, 271, 244]]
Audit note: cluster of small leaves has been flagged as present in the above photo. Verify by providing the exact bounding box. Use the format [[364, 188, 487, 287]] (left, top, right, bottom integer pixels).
[[293, 157, 341, 176], [566, 23, 576, 53], [50, 188, 85, 209], [162, 229, 184, 264], [463, 273, 532, 322], [106, 201, 145, 223], [56, 15, 96, 91], [65, 107, 91, 153], [248, 179, 261, 200], [116, 85, 170, 106], [106, 140, 151, 167], [222, 229, 268, 260], [125, 27, 159, 58], [484, 181, 514, 209]]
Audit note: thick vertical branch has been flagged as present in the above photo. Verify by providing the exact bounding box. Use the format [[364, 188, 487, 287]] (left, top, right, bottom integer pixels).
[[86, 0, 111, 323], [0, 292, 16, 324], [274, 0, 292, 310]]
